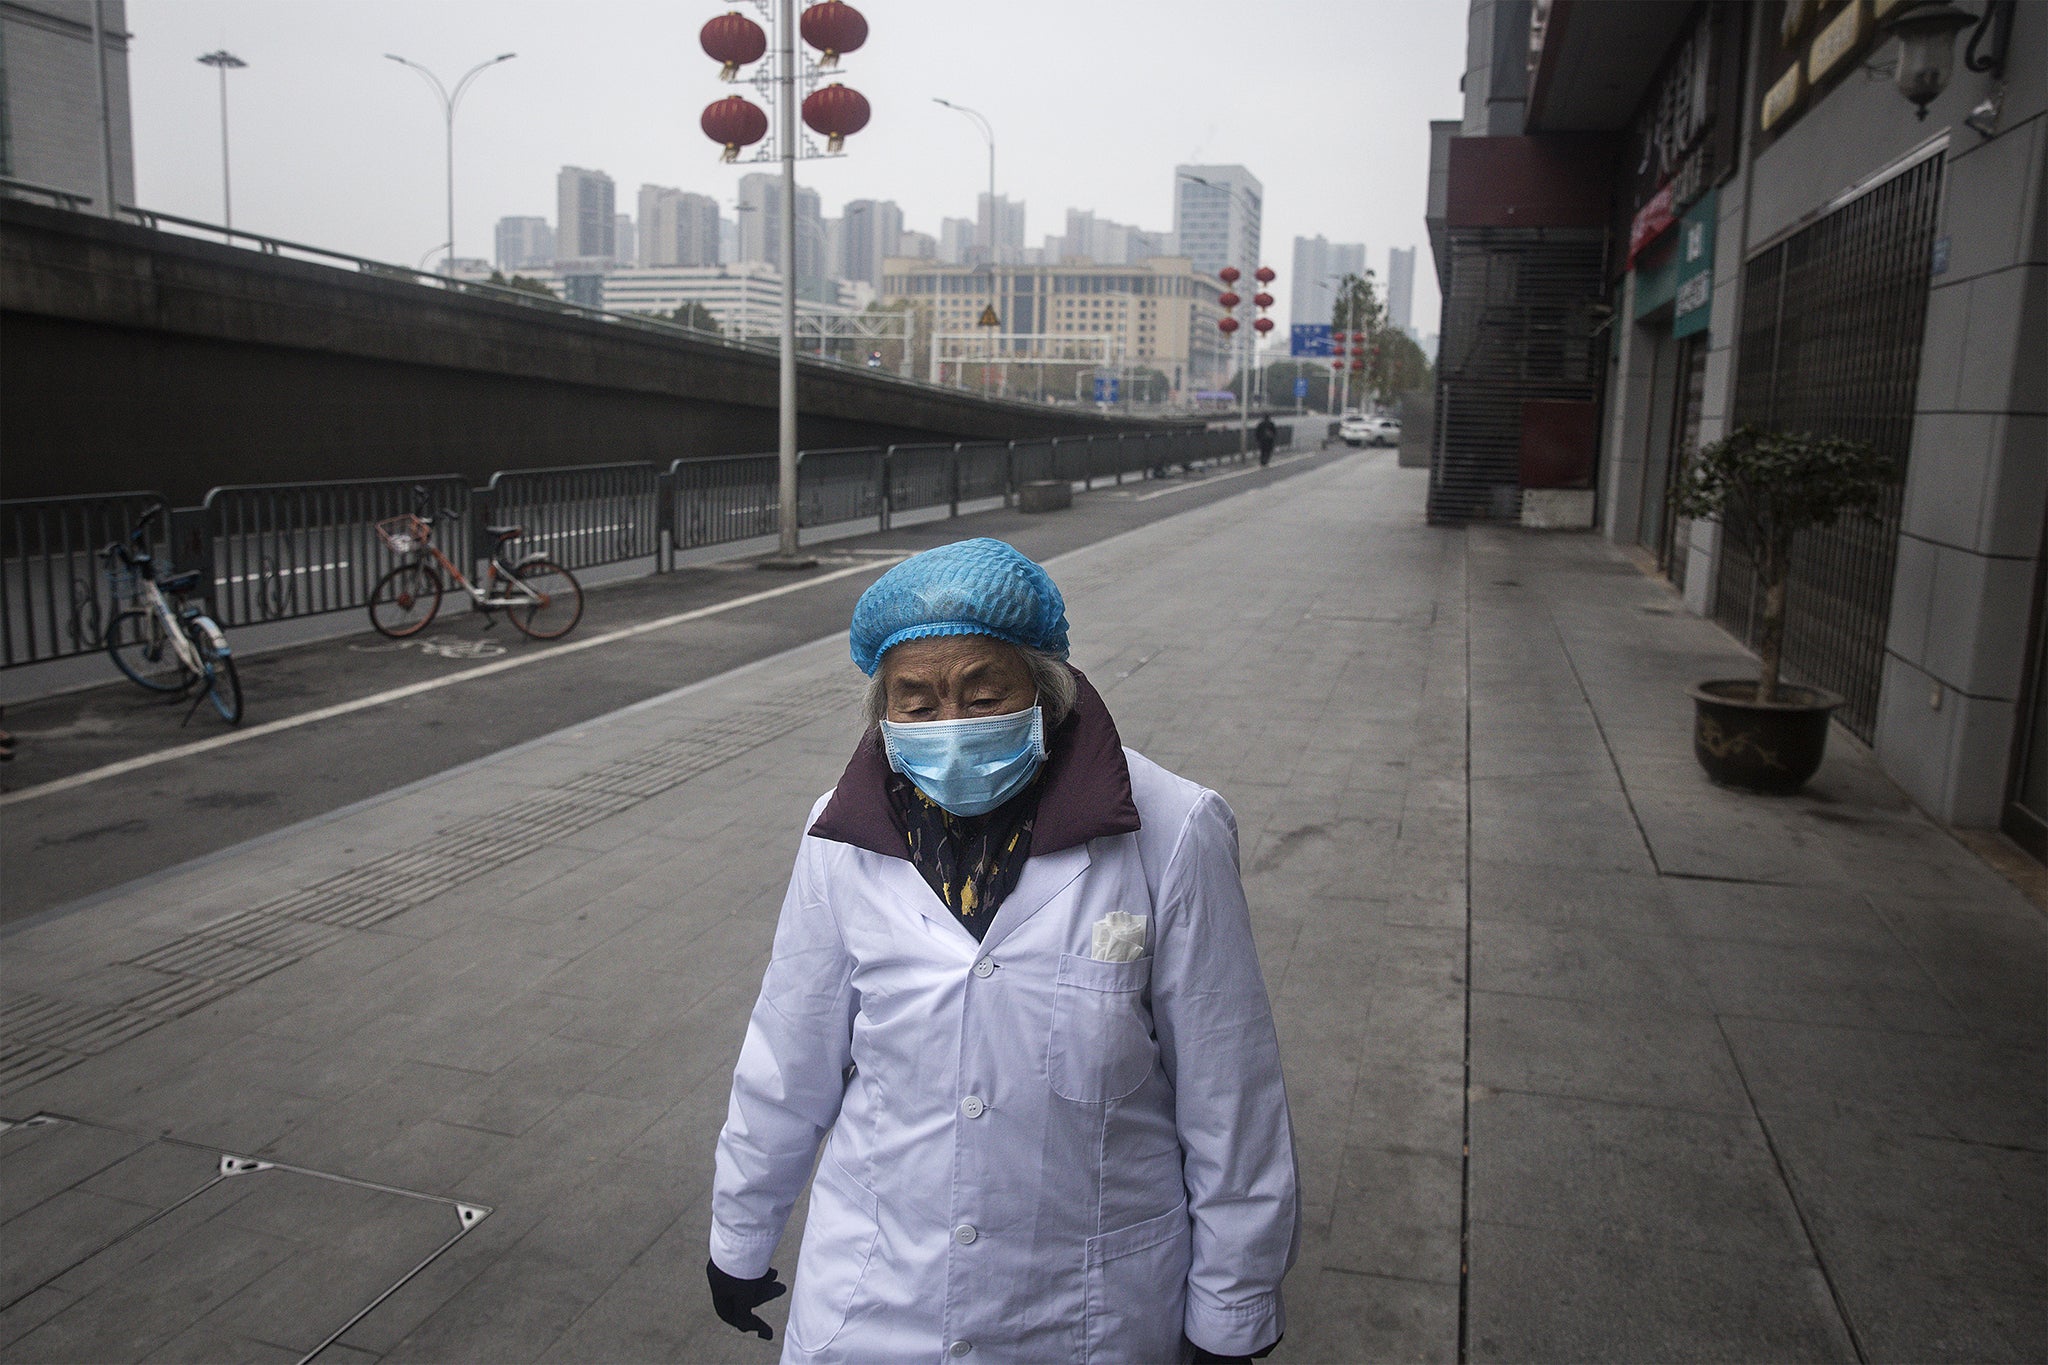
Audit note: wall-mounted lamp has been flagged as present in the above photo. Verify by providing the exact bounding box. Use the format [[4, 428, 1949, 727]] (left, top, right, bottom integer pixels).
[[1877, 0, 2015, 121]]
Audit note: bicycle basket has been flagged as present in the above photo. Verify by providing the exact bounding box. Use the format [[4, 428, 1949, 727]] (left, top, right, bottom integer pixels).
[[376, 514, 431, 555]]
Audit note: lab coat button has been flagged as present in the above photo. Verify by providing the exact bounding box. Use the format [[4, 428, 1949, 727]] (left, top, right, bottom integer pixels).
[[954, 1224, 978, 1245], [949, 1343, 972, 1357], [972, 958, 994, 978], [960, 1095, 985, 1118]]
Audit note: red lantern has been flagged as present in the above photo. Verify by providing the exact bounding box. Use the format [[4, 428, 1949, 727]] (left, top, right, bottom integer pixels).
[[702, 95, 769, 161], [1351, 357, 1365, 370], [701, 11, 767, 80], [801, 83, 870, 152], [1218, 290, 1240, 310], [1217, 316, 1240, 334], [800, 1, 868, 68], [1254, 266, 1275, 283], [1252, 292, 1273, 309], [1253, 316, 1275, 334], [1218, 266, 1240, 284]]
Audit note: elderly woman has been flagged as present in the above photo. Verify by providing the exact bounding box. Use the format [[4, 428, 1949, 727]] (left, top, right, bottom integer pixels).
[[708, 538, 1298, 1364]]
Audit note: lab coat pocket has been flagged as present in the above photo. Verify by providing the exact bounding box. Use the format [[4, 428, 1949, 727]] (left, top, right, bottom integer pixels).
[[787, 1155, 882, 1354], [1082, 1200, 1192, 1365], [1048, 952, 1155, 1103]]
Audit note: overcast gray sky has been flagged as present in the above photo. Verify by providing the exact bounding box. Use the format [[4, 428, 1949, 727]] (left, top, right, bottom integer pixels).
[[129, 0, 1466, 332]]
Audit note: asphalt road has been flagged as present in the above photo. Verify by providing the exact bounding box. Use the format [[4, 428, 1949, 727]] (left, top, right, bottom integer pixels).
[[0, 446, 1344, 924]]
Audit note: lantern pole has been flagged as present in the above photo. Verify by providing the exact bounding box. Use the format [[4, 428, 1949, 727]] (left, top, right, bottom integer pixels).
[[769, 0, 810, 566]]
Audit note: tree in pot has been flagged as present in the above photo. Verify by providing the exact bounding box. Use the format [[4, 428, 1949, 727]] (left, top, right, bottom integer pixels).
[[1669, 425, 1898, 793]]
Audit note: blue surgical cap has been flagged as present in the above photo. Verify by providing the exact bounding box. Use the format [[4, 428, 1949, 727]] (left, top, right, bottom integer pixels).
[[849, 538, 1070, 676]]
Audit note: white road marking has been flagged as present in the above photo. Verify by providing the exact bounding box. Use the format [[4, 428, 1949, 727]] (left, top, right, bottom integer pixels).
[[1131, 452, 1301, 501], [0, 557, 898, 808]]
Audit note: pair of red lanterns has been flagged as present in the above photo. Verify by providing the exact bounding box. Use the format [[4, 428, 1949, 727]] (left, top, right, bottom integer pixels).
[[1215, 265, 1276, 337], [700, 3, 870, 161]]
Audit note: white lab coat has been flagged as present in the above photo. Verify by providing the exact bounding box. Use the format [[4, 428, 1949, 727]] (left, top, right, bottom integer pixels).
[[710, 749, 1300, 1364]]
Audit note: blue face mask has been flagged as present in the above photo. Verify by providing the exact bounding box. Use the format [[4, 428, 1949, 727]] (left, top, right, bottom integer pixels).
[[880, 704, 1047, 817]]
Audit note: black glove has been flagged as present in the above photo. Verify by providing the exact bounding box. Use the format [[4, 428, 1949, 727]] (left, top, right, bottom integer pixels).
[[706, 1258, 787, 1340], [1190, 1333, 1280, 1363]]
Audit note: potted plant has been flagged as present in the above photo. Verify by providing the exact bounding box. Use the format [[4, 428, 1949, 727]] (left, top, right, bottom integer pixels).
[[1669, 425, 1898, 794]]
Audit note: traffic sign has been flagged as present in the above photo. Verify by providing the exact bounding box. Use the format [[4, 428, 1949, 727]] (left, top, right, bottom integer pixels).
[[1092, 376, 1120, 403], [976, 305, 1001, 328], [1290, 323, 1333, 357], [1293, 377, 1310, 400]]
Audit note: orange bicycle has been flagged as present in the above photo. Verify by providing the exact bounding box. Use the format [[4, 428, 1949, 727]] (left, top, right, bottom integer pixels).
[[368, 493, 584, 641]]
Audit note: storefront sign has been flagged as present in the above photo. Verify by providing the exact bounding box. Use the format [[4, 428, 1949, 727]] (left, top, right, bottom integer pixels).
[[1807, 2, 1868, 83], [1629, 183, 1677, 266], [1760, 62, 1806, 131], [1621, 6, 1741, 270], [1673, 190, 1717, 338]]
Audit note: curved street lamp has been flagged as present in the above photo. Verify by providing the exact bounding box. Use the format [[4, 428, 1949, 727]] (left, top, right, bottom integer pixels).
[[385, 51, 516, 273]]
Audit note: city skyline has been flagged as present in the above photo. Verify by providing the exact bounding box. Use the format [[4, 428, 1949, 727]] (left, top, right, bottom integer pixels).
[[122, 0, 1461, 332]]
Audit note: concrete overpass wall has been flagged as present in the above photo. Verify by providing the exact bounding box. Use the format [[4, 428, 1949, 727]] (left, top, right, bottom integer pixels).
[[0, 201, 1157, 505]]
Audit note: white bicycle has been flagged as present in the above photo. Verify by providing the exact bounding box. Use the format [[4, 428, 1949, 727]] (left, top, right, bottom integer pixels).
[[102, 505, 244, 725]]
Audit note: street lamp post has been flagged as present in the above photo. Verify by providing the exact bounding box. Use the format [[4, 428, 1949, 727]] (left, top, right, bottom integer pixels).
[[934, 99, 997, 395], [384, 51, 516, 274], [196, 50, 246, 233]]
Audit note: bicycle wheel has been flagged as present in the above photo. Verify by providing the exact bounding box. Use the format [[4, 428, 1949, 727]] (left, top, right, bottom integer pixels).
[[106, 609, 188, 692], [369, 562, 443, 638], [190, 624, 243, 724], [506, 558, 583, 640]]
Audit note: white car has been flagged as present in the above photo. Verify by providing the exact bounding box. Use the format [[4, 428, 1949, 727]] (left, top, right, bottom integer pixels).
[[1338, 413, 1373, 446], [1363, 415, 1402, 446]]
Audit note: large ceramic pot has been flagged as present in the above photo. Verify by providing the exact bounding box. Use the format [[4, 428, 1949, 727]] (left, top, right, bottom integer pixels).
[[1690, 680, 1843, 794]]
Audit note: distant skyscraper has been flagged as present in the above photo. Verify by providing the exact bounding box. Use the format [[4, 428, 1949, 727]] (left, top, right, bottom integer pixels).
[[976, 193, 1026, 263], [737, 172, 828, 299], [1059, 209, 1167, 265], [719, 214, 738, 265], [0, 4, 135, 214], [1291, 235, 1366, 328], [938, 217, 975, 265], [639, 186, 720, 267], [1173, 164, 1262, 278], [896, 229, 938, 260], [555, 166, 616, 267], [841, 198, 904, 285], [1386, 246, 1417, 333], [495, 216, 555, 271], [614, 214, 635, 266]]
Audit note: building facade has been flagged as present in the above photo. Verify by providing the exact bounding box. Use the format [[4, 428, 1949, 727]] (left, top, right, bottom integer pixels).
[[493, 216, 553, 271], [0, 0, 135, 214], [637, 185, 720, 267], [840, 198, 903, 286], [1290, 235, 1368, 330], [736, 172, 828, 300], [879, 256, 1227, 394], [1386, 245, 1417, 335], [1430, 0, 2047, 842], [1173, 164, 1263, 279], [554, 166, 615, 268]]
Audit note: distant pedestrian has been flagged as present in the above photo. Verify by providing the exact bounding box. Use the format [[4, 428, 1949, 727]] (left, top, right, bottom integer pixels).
[[1255, 415, 1277, 466], [708, 537, 1299, 1364]]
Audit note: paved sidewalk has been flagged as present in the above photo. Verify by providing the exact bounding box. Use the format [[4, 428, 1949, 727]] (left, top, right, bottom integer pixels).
[[1, 451, 2040, 1362]]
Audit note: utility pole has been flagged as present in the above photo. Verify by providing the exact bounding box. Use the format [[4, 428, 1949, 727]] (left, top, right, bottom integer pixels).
[[385, 51, 516, 273]]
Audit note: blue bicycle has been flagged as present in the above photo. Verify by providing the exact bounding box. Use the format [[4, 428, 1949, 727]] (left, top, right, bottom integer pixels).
[[102, 505, 243, 725]]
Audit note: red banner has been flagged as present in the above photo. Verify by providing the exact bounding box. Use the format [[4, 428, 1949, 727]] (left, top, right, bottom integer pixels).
[[1628, 182, 1676, 266]]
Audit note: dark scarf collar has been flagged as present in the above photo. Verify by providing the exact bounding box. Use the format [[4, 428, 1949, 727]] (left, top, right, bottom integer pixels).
[[809, 670, 1141, 859]]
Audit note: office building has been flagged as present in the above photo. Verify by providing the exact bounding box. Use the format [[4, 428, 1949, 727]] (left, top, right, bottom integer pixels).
[[554, 166, 616, 268], [494, 216, 554, 271], [638, 186, 720, 267], [976, 193, 1027, 264], [938, 217, 975, 265], [0, 0, 135, 215], [1059, 210, 1168, 266], [1386, 245, 1416, 333], [880, 255, 1227, 394], [1173, 164, 1262, 278], [613, 214, 635, 267], [896, 229, 937, 260], [736, 172, 828, 299], [1290, 235, 1367, 330], [839, 198, 904, 286]]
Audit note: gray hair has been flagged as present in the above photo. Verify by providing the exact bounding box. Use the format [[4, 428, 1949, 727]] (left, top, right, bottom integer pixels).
[[862, 643, 1078, 731]]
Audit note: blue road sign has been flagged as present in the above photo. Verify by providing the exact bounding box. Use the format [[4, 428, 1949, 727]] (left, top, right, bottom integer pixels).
[[1093, 376, 1121, 403], [1294, 377, 1310, 400], [1290, 324, 1333, 357]]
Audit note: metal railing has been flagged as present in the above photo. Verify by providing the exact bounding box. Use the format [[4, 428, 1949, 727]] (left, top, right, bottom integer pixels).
[[1, 492, 168, 666], [2, 421, 1295, 669], [204, 475, 472, 629], [485, 463, 660, 572]]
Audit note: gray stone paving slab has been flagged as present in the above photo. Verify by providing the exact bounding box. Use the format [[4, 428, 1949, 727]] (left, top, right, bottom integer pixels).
[[1, 452, 2042, 1361]]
